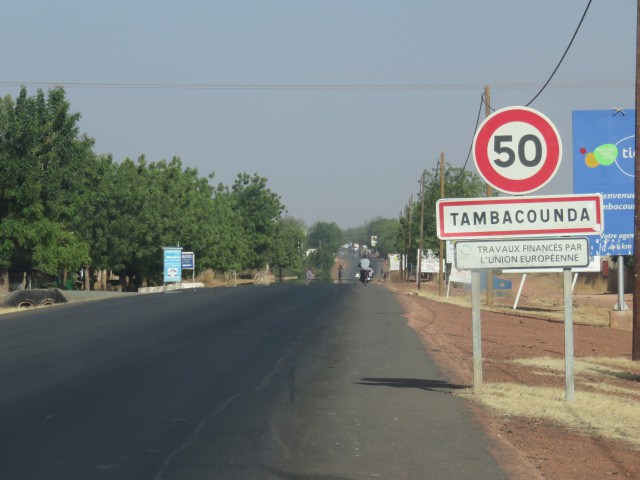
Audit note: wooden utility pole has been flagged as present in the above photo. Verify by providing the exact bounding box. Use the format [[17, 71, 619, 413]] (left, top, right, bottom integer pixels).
[[485, 85, 495, 308], [407, 196, 413, 280], [399, 211, 405, 280], [417, 171, 425, 289], [633, 0, 640, 360], [439, 153, 445, 296]]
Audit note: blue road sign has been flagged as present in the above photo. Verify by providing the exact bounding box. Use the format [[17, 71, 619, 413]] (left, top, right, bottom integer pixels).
[[181, 251, 195, 269]]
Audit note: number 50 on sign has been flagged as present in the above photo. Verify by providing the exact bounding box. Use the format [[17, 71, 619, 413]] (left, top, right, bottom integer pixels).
[[473, 106, 562, 195]]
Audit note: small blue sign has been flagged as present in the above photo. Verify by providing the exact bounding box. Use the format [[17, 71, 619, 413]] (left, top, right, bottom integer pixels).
[[573, 110, 634, 255], [181, 251, 195, 269], [163, 247, 183, 283]]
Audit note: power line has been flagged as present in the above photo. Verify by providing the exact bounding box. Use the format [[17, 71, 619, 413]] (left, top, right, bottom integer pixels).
[[525, 0, 594, 106], [0, 79, 629, 92]]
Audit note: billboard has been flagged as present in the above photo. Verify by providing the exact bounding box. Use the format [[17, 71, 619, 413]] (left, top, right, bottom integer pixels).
[[573, 109, 634, 256], [163, 247, 183, 283]]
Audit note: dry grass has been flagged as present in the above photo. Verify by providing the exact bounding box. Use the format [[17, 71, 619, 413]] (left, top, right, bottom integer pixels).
[[459, 356, 640, 448], [195, 268, 254, 287], [392, 281, 612, 326], [574, 273, 609, 295], [460, 382, 640, 448], [512, 356, 640, 381]]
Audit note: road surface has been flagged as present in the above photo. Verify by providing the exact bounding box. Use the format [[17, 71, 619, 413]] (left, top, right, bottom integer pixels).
[[0, 273, 507, 479]]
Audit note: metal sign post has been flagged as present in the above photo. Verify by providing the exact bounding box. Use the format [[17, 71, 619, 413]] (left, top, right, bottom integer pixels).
[[471, 270, 483, 394], [563, 268, 575, 402]]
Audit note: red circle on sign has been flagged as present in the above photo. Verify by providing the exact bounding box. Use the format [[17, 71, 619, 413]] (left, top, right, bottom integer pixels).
[[473, 106, 562, 195]]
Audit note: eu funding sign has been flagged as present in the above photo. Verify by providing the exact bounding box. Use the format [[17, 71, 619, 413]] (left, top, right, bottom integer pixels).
[[455, 237, 590, 270], [435, 194, 603, 240]]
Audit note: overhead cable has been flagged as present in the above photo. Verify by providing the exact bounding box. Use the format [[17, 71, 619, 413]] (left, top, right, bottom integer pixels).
[[525, 0, 594, 106]]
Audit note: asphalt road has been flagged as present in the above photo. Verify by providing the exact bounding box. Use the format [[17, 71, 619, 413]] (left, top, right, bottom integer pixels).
[[0, 268, 507, 480]]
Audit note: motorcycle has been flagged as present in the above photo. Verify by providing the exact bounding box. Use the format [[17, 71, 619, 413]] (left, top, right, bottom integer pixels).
[[360, 268, 371, 285]]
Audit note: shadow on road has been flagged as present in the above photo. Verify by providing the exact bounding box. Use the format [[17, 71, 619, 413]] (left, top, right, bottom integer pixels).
[[255, 465, 357, 480], [356, 377, 466, 392]]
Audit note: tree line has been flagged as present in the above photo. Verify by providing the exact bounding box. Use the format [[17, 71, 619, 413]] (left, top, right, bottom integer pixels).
[[0, 86, 307, 291]]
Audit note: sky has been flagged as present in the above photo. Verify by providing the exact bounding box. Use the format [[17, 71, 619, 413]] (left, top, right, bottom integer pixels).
[[0, 0, 635, 228]]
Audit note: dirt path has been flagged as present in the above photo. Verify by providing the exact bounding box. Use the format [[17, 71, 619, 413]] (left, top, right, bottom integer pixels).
[[385, 275, 640, 480]]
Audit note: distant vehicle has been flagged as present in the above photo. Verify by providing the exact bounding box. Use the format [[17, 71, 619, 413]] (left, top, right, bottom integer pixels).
[[359, 266, 373, 285], [358, 257, 373, 285]]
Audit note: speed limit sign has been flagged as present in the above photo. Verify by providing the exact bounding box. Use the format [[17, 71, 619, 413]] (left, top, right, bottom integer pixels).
[[473, 106, 562, 195]]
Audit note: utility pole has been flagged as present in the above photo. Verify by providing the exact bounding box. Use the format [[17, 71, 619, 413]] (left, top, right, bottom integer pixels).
[[485, 85, 495, 308], [439, 153, 445, 296], [407, 196, 413, 281], [633, 0, 640, 360], [418, 171, 425, 290], [399, 211, 405, 280]]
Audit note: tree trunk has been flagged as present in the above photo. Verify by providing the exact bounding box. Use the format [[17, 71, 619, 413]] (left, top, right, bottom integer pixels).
[[63, 270, 68, 290], [278, 266, 283, 283], [0, 268, 9, 293], [84, 265, 91, 291]]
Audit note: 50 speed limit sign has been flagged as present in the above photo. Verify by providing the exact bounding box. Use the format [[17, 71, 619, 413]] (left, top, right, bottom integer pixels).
[[473, 106, 562, 195]]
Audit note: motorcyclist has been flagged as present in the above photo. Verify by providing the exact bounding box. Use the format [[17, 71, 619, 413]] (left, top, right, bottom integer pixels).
[[358, 258, 374, 284]]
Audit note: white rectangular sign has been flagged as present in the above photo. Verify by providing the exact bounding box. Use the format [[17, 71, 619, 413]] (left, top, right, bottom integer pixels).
[[436, 194, 603, 240], [419, 256, 440, 273], [449, 265, 472, 284], [388, 253, 407, 271], [455, 237, 590, 270]]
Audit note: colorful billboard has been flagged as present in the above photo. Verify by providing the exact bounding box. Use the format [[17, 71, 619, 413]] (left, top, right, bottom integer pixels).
[[572, 109, 634, 256]]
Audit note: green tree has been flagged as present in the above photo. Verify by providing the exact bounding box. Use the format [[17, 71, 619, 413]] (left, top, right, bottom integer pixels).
[[231, 173, 285, 270], [307, 221, 343, 276], [269, 216, 306, 281], [0, 87, 93, 288], [202, 184, 251, 273], [365, 217, 400, 256]]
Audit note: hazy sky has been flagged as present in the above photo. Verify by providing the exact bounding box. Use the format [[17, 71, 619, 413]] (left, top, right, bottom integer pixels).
[[1, 1, 634, 228]]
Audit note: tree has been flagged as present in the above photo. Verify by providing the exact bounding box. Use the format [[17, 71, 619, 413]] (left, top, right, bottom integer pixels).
[[0, 86, 93, 288], [307, 221, 343, 276], [230, 173, 285, 270], [365, 217, 400, 256], [203, 184, 251, 273], [269, 217, 306, 281]]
